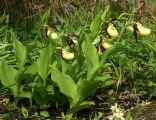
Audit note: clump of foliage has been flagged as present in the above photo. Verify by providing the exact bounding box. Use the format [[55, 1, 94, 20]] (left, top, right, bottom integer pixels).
[[0, 1, 156, 119]]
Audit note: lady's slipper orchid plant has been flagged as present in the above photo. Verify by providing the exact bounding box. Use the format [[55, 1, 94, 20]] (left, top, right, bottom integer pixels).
[[126, 22, 151, 35]]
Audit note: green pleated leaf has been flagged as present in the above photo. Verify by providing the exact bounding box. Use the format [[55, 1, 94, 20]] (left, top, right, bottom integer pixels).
[[32, 85, 53, 105], [0, 14, 6, 24], [25, 63, 37, 75], [11, 31, 26, 72], [0, 26, 7, 34], [100, 46, 127, 65], [21, 107, 29, 119], [40, 111, 49, 118], [101, 5, 109, 21], [36, 46, 51, 81], [90, 7, 109, 40], [90, 12, 102, 40], [40, 8, 50, 26], [77, 78, 100, 100], [0, 61, 19, 97], [51, 66, 78, 107], [18, 91, 32, 99], [82, 34, 100, 80], [102, 79, 116, 86], [68, 101, 95, 114], [95, 74, 111, 82]]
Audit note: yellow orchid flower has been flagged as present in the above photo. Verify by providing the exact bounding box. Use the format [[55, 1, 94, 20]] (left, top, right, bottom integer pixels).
[[45, 25, 58, 39], [72, 39, 78, 45], [50, 31, 58, 39], [107, 23, 119, 37], [61, 48, 75, 60], [126, 23, 151, 35], [126, 26, 134, 32], [136, 23, 151, 35], [102, 37, 112, 49]]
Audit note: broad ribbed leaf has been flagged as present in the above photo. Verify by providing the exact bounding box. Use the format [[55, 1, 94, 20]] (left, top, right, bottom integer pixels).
[[25, 63, 37, 74], [18, 91, 32, 99], [40, 8, 50, 26], [100, 46, 128, 65], [90, 12, 102, 40], [90, 7, 109, 40], [37, 46, 51, 81], [33, 85, 53, 105], [61, 59, 69, 74], [12, 32, 26, 72], [103, 79, 116, 86], [82, 34, 100, 80], [0, 61, 19, 97], [95, 74, 111, 82], [0, 26, 7, 34], [77, 78, 99, 100], [95, 74, 114, 86], [51, 66, 77, 107], [68, 101, 95, 114], [0, 14, 6, 24], [101, 5, 109, 20]]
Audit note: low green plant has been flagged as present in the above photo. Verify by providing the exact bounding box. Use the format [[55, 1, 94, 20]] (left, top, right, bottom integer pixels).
[[0, 4, 156, 119]]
